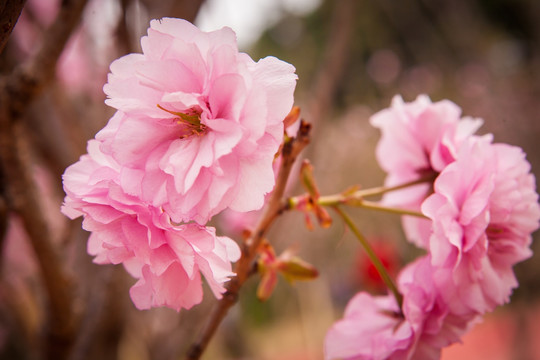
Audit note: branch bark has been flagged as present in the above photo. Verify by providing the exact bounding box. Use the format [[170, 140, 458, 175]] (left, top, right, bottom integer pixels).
[[185, 121, 312, 360]]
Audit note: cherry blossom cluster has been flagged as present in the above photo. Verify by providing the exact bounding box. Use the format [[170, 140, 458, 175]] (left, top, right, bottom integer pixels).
[[59, 16, 538, 358], [62, 18, 297, 310], [325, 95, 540, 359]]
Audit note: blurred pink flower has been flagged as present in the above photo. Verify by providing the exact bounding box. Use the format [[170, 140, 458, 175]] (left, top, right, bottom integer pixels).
[[325, 257, 474, 360], [62, 140, 240, 311], [3, 216, 38, 282], [422, 137, 540, 314], [217, 208, 260, 238], [11, 0, 59, 56], [370, 95, 482, 248], [100, 18, 297, 224], [56, 27, 106, 97]]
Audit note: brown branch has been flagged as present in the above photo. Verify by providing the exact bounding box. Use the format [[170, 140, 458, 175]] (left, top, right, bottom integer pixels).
[[0, 125, 78, 358], [115, 0, 135, 55], [141, 0, 206, 23], [0, 0, 26, 55], [185, 121, 312, 360], [166, 0, 206, 23], [0, 187, 7, 272], [0, 279, 41, 358], [0, 0, 89, 358]]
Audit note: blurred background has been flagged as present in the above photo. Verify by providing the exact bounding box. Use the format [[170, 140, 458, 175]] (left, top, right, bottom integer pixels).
[[1, 0, 540, 359]]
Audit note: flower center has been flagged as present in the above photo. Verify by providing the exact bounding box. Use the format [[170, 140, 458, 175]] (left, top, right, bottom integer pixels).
[[157, 104, 207, 139], [486, 225, 506, 240]]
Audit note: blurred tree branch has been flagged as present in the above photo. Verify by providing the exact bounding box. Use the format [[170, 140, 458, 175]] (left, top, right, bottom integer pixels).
[[307, 0, 356, 125], [0, 0, 26, 55], [0, 0, 88, 358], [142, 0, 206, 22]]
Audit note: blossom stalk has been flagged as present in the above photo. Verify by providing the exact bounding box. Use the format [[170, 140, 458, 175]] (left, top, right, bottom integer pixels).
[[354, 200, 426, 218], [314, 174, 436, 207], [185, 121, 311, 360], [333, 206, 403, 311]]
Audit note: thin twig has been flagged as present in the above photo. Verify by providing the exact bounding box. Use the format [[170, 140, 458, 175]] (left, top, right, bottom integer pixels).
[[316, 173, 436, 206], [185, 121, 311, 360], [353, 200, 425, 218]]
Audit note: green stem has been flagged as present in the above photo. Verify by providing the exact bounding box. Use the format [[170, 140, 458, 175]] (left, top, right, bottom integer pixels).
[[333, 206, 403, 311], [317, 174, 435, 207], [356, 200, 426, 218]]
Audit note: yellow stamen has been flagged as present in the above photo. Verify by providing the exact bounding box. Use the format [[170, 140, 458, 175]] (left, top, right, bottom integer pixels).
[[157, 104, 207, 138]]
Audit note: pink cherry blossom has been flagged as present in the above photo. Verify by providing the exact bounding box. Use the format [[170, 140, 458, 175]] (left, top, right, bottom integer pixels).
[[324, 292, 412, 360], [370, 95, 482, 248], [397, 257, 477, 359], [99, 18, 297, 224], [422, 136, 540, 314], [62, 140, 241, 311], [325, 257, 475, 360]]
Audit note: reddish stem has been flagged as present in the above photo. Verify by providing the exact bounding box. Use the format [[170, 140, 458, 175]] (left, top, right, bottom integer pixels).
[[185, 121, 311, 360]]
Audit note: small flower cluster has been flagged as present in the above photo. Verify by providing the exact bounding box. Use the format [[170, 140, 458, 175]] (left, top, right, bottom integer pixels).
[[325, 95, 540, 359], [62, 18, 297, 310]]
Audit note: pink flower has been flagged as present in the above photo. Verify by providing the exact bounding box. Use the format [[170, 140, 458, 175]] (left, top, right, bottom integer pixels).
[[422, 137, 540, 314], [62, 140, 241, 311], [99, 18, 297, 224], [370, 95, 482, 248], [397, 257, 476, 359], [325, 257, 475, 360], [325, 292, 412, 360]]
